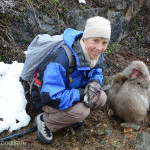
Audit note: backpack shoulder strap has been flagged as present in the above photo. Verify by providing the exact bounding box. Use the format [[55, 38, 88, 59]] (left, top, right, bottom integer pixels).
[[61, 44, 73, 67], [61, 44, 74, 83]]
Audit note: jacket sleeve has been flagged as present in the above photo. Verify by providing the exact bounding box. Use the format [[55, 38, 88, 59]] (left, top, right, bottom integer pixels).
[[87, 67, 103, 88], [40, 62, 83, 110]]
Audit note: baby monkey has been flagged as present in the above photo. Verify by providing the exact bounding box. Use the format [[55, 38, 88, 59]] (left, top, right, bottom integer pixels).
[[108, 61, 150, 124]]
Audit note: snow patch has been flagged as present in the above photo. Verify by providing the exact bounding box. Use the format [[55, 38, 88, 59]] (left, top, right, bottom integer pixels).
[[0, 61, 30, 133]]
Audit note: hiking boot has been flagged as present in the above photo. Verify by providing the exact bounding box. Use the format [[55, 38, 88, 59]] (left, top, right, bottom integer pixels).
[[72, 121, 84, 128], [35, 113, 54, 144]]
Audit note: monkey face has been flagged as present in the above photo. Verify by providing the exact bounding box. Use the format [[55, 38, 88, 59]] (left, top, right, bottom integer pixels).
[[131, 69, 142, 79], [123, 61, 150, 80]]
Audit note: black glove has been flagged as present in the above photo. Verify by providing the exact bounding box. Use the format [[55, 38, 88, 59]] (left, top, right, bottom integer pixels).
[[82, 81, 101, 108]]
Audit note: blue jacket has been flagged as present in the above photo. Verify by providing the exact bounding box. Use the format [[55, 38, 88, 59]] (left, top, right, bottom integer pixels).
[[40, 28, 107, 110]]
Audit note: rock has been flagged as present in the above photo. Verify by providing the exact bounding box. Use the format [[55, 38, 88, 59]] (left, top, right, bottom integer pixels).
[[103, 124, 108, 128], [2, 0, 145, 46], [105, 129, 112, 136], [65, 7, 104, 31], [107, 109, 114, 116], [135, 132, 150, 150], [107, 10, 129, 43], [96, 123, 102, 128], [120, 123, 140, 131], [0, 0, 15, 13], [70, 127, 75, 135], [99, 139, 105, 145], [97, 130, 105, 136], [72, 147, 79, 150]]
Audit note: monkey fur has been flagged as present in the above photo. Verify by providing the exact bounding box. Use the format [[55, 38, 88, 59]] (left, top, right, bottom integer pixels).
[[108, 61, 150, 124]]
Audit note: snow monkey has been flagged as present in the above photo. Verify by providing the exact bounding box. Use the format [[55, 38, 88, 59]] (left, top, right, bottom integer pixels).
[[107, 61, 150, 124]]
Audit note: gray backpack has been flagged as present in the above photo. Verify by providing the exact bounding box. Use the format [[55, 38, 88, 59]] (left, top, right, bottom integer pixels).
[[20, 34, 73, 82]]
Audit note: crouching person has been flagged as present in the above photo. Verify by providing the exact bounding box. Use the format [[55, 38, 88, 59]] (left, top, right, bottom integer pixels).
[[35, 86, 107, 144], [23, 16, 111, 144]]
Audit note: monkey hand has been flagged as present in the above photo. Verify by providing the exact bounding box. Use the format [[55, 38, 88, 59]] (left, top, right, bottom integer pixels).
[[82, 81, 101, 108], [113, 73, 127, 85]]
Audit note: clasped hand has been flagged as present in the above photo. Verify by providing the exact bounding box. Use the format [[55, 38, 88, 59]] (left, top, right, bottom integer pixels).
[[82, 81, 101, 108]]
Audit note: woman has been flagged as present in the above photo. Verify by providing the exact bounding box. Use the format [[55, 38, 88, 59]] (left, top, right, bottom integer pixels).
[[34, 16, 111, 144]]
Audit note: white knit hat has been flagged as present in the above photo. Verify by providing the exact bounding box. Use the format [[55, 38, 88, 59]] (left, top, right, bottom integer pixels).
[[82, 16, 111, 40]]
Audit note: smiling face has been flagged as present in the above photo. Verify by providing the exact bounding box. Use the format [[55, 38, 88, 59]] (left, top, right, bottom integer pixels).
[[84, 38, 109, 59]]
